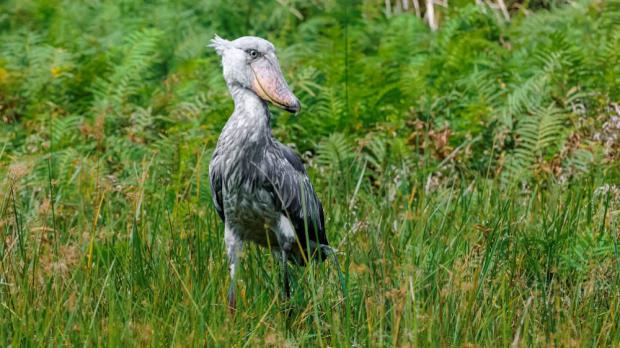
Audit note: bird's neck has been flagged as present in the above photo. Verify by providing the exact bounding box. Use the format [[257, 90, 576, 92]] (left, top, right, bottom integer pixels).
[[220, 84, 272, 151], [230, 84, 269, 119]]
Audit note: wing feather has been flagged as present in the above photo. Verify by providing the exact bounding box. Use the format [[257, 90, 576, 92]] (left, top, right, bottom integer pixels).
[[271, 142, 329, 262], [209, 153, 225, 222]]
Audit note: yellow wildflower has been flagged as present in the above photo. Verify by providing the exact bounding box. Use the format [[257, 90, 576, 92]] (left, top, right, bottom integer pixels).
[[0, 67, 7, 84], [51, 66, 62, 77]]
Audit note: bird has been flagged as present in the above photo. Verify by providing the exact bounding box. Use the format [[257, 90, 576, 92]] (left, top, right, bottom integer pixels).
[[208, 35, 334, 311]]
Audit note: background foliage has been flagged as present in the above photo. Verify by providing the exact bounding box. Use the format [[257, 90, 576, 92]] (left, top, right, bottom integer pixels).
[[1, 0, 620, 346]]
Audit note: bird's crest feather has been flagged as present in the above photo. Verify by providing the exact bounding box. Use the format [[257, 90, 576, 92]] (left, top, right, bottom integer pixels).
[[209, 34, 231, 56]]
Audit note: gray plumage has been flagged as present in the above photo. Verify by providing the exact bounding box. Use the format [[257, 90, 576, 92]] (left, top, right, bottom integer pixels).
[[209, 87, 329, 260], [208, 35, 332, 309]]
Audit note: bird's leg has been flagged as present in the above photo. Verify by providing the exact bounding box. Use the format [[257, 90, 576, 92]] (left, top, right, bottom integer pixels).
[[280, 249, 294, 320], [227, 280, 236, 313], [281, 250, 291, 300], [225, 225, 242, 313], [276, 216, 296, 301]]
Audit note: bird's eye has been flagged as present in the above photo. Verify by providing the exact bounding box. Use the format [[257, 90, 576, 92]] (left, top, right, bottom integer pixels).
[[247, 49, 259, 59]]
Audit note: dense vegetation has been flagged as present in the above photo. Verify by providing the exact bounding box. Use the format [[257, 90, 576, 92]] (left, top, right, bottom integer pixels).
[[1, 0, 619, 346]]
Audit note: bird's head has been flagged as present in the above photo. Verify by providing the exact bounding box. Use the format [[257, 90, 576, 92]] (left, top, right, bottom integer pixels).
[[210, 35, 301, 114]]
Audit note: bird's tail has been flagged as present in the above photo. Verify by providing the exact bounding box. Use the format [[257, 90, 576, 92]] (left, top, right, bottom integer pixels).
[[319, 244, 337, 259], [291, 242, 336, 265]]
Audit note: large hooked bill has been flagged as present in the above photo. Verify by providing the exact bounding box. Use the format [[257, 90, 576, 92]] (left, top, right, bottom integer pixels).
[[250, 54, 301, 114]]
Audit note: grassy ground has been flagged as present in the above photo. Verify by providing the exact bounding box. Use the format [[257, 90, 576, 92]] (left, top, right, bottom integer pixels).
[[1, 151, 619, 346]]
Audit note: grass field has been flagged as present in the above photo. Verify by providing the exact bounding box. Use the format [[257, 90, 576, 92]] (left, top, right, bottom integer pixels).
[[1, 0, 620, 346], [2, 155, 619, 346]]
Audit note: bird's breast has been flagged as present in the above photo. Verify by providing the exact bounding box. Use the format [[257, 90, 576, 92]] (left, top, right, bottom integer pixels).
[[217, 154, 280, 242], [224, 183, 280, 245]]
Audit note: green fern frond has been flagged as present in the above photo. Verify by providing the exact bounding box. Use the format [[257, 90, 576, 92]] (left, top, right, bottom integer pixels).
[[503, 104, 566, 183], [51, 115, 82, 146], [92, 28, 163, 112], [316, 133, 354, 170]]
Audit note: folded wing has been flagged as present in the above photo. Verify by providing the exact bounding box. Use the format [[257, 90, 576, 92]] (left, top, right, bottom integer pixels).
[[270, 142, 329, 263]]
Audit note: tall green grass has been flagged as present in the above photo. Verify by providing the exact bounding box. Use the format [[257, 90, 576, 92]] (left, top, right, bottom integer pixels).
[[2, 153, 619, 345]]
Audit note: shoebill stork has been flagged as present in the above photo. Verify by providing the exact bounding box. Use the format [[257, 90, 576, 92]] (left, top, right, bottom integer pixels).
[[208, 35, 334, 310]]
